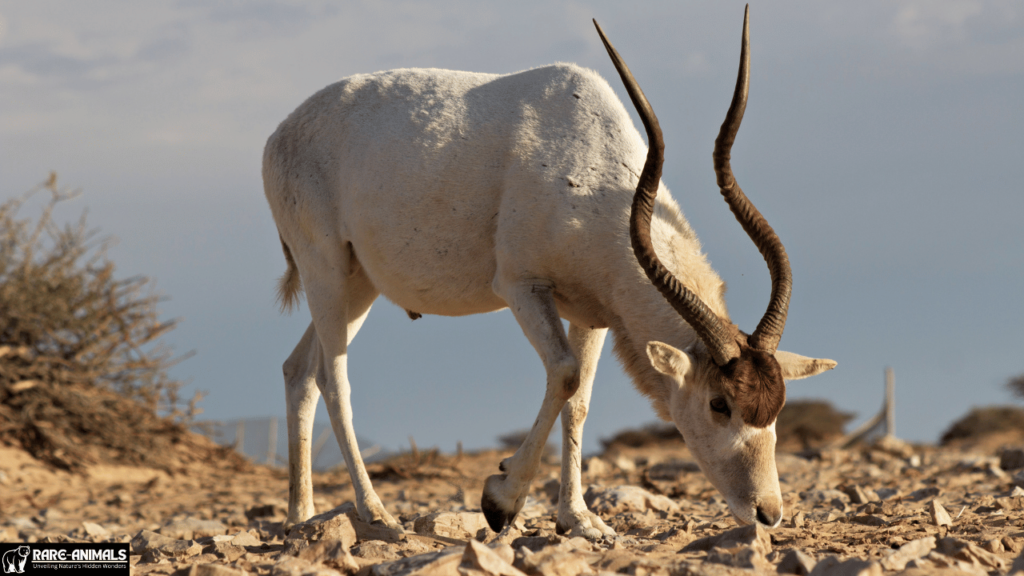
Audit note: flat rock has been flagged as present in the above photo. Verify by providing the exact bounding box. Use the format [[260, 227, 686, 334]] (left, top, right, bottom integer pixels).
[[936, 537, 1006, 570], [682, 524, 772, 556], [879, 536, 935, 571], [808, 557, 881, 576], [131, 530, 177, 556], [141, 539, 203, 562], [705, 545, 770, 571], [297, 539, 360, 573], [778, 549, 817, 575], [459, 540, 526, 576], [413, 511, 488, 541], [841, 485, 879, 504], [286, 505, 358, 549], [583, 485, 679, 515], [371, 547, 464, 576], [229, 530, 262, 547], [81, 521, 109, 538]]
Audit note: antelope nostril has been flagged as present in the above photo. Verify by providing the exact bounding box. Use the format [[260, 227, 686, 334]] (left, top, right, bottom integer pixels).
[[756, 507, 771, 526]]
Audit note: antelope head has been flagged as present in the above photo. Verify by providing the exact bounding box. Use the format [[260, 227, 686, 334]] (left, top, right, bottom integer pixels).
[[595, 7, 836, 527]]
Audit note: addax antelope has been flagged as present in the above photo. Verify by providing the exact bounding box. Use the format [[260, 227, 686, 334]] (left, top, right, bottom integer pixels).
[[262, 7, 836, 538]]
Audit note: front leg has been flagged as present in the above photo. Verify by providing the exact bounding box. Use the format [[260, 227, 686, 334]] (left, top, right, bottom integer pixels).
[[557, 324, 615, 539], [482, 282, 580, 532]]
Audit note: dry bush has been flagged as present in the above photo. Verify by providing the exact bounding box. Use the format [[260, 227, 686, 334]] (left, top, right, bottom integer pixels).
[[775, 399, 855, 450], [1007, 373, 1024, 402], [600, 399, 854, 453], [0, 174, 213, 471], [601, 422, 681, 451], [940, 406, 1024, 446]]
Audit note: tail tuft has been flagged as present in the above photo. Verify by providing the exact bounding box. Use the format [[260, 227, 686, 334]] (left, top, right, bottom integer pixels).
[[276, 235, 303, 313]]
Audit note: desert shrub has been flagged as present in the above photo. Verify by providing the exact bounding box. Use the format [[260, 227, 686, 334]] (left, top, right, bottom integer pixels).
[[0, 174, 201, 470], [940, 406, 1024, 445], [601, 422, 681, 450], [775, 399, 854, 449], [1007, 373, 1024, 401]]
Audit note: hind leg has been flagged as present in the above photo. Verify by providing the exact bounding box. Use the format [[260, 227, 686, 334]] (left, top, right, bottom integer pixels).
[[301, 242, 397, 528], [284, 322, 322, 528], [556, 324, 615, 538]]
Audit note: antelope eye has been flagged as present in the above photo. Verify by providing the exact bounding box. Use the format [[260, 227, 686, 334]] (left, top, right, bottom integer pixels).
[[710, 397, 731, 416]]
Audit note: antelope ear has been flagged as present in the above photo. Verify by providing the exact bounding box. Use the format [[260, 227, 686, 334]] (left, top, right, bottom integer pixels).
[[646, 341, 694, 379], [774, 350, 837, 380]]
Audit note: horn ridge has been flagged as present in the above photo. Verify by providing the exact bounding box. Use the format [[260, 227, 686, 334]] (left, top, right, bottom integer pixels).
[[594, 19, 741, 366], [711, 5, 792, 353]]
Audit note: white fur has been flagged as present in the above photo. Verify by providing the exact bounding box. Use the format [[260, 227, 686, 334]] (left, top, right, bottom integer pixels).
[[264, 61, 834, 535]]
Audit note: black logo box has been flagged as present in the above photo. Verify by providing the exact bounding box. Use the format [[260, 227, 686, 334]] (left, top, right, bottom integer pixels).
[[0, 543, 129, 574]]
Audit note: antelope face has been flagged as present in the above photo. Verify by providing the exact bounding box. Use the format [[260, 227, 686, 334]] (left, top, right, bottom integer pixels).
[[647, 341, 784, 527]]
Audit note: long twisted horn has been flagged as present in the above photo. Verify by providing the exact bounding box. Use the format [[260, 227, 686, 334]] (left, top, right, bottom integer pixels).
[[712, 5, 792, 353], [594, 19, 741, 366]]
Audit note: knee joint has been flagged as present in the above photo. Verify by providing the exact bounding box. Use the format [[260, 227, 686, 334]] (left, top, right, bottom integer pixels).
[[550, 357, 581, 401]]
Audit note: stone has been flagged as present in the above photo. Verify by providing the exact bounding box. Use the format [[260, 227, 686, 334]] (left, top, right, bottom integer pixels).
[[298, 539, 360, 573], [841, 485, 879, 505], [908, 487, 940, 502], [141, 539, 203, 563], [246, 503, 285, 520], [515, 547, 594, 576], [800, 489, 849, 506], [286, 505, 358, 549], [582, 457, 609, 477], [681, 524, 771, 556], [131, 530, 177, 556], [791, 512, 806, 529], [371, 547, 464, 576], [414, 511, 489, 541], [1003, 536, 1023, 554], [929, 500, 952, 527], [159, 517, 228, 540], [807, 557, 881, 576], [705, 545, 770, 571], [272, 556, 346, 576], [229, 530, 262, 547], [351, 541, 402, 562], [583, 485, 680, 515], [982, 538, 1003, 553], [458, 539, 526, 576], [879, 537, 935, 571], [849, 515, 887, 526], [777, 549, 817, 575], [936, 537, 1006, 570], [81, 521, 109, 538], [209, 541, 245, 562]]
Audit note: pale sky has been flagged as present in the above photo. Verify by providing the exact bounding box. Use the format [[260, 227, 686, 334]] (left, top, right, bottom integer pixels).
[[2, 1, 1022, 454]]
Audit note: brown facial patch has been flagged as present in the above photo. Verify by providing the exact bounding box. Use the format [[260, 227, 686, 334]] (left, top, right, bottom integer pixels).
[[721, 347, 786, 428]]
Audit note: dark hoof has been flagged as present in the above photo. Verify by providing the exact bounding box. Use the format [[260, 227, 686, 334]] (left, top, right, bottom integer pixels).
[[481, 491, 516, 533]]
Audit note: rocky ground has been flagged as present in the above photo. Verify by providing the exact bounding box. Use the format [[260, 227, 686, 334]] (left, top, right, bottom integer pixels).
[[4, 432, 1024, 576]]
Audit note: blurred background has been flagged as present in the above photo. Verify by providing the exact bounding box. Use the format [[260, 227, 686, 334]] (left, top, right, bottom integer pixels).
[[1, 1, 1021, 458]]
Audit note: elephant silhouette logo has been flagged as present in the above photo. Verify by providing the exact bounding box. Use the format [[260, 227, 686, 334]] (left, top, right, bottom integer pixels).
[[1, 546, 29, 574]]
